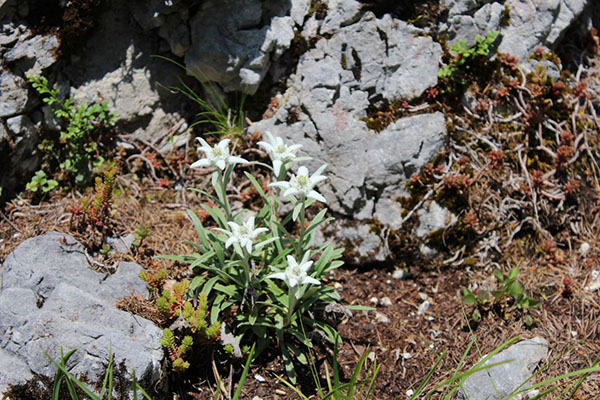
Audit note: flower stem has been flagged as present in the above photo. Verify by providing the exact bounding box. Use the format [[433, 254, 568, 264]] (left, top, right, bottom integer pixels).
[[297, 199, 306, 257]]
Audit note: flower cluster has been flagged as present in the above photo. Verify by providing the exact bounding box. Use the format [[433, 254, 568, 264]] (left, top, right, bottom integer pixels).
[[176, 130, 343, 380], [189, 131, 332, 291]]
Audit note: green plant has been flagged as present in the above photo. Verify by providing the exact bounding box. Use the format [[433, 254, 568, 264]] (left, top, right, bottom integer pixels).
[[134, 225, 151, 248], [438, 31, 499, 88], [463, 267, 540, 326], [153, 56, 246, 139], [277, 332, 379, 400], [157, 281, 220, 372], [68, 167, 118, 250], [161, 135, 355, 382], [26, 170, 59, 194], [47, 345, 153, 400], [28, 74, 117, 186]]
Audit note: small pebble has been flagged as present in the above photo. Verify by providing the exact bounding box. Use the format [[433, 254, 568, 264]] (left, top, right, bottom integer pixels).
[[380, 296, 393, 307], [417, 300, 430, 316], [392, 269, 408, 280], [406, 389, 414, 397], [369, 296, 379, 305], [579, 242, 591, 257], [402, 352, 412, 360], [374, 311, 390, 324], [254, 374, 266, 383]]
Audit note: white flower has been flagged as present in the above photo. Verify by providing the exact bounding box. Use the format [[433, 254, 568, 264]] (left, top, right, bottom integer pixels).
[[257, 131, 302, 176], [269, 165, 327, 203], [219, 216, 268, 253], [190, 138, 248, 170], [268, 254, 321, 288]]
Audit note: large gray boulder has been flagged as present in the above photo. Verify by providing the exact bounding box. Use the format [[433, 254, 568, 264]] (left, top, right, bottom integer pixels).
[[64, 1, 183, 142], [4, 34, 59, 75], [0, 232, 164, 397], [254, 12, 444, 229], [0, 71, 30, 118], [184, 0, 305, 94], [457, 337, 549, 400], [442, 0, 590, 60]]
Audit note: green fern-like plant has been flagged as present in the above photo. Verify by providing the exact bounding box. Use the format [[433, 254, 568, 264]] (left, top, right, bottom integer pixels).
[[27, 74, 117, 187]]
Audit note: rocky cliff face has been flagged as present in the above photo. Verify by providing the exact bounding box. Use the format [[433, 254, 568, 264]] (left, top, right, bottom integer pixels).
[[0, 0, 595, 246]]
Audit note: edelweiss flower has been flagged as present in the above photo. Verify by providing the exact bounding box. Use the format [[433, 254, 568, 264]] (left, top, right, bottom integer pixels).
[[220, 216, 268, 253], [269, 165, 327, 203], [190, 138, 248, 170], [257, 131, 302, 176], [268, 254, 320, 288]]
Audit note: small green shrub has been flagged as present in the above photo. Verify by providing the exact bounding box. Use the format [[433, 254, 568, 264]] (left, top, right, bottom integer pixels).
[[463, 267, 540, 326], [27, 74, 117, 187], [438, 31, 499, 93], [26, 170, 59, 194]]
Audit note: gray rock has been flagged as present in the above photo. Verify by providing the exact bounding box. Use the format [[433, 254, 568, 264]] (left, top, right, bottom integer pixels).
[[0, 232, 163, 396], [64, 0, 184, 143], [546, 0, 589, 45], [321, 0, 362, 34], [291, 0, 311, 26], [106, 234, 137, 255], [521, 58, 561, 82], [443, 0, 591, 61], [158, 13, 190, 57], [0, 114, 41, 197], [442, 0, 493, 17], [316, 219, 388, 265], [0, 347, 33, 391], [185, 0, 303, 94], [4, 34, 59, 75], [254, 12, 444, 230], [416, 201, 457, 238], [0, 71, 29, 118], [497, 0, 561, 60], [458, 337, 549, 400]]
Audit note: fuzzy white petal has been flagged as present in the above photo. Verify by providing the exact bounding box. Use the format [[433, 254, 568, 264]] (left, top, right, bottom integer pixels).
[[303, 276, 321, 285], [268, 272, 286, 281], [273, 159, 283, 176], [229, 156, 249, 164], [307, 190, 327, 203], [190, 159, 211, 168], [215, 159, 226, 170]]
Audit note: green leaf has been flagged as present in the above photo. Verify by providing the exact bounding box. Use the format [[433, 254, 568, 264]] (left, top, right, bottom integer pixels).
[[462, 288, 478, 306]]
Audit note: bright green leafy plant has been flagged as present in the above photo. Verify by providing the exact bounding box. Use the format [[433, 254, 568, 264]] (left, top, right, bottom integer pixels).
[[27, 74, 117, 187], [162, 133, 348, 382], [462, 267, 540, 326], [26, 170, 58, 194], [438, 31, 500, 90]]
